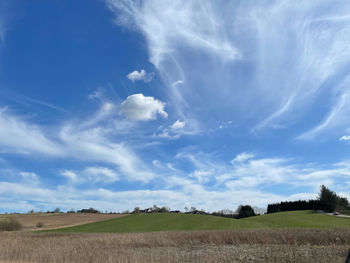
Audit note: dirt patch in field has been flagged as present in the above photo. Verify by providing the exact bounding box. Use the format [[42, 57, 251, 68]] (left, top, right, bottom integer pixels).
[[0, 213, 125, 231]]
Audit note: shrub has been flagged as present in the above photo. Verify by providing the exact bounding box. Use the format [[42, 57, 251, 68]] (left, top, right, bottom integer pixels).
[[36, 222, 44, 228], [0, 217, 22, 231]]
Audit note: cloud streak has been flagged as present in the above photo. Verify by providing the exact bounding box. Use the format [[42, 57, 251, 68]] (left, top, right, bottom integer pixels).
[[108, 0, 350, 141], [2, 151, 350, 212], [0, 104, 156, 182]]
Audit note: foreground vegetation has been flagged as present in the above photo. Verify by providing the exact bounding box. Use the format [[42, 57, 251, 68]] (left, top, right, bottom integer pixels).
[[51, 210, 350, 233], [1, 229, 349, 262], [0, 217, 22, 231]]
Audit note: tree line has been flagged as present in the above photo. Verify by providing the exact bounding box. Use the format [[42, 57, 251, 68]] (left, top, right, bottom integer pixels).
[[267, 185, 349, 213]]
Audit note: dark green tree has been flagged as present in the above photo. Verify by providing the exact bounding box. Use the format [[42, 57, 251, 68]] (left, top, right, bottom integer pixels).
[[236, 205, 256, 218], [318, 185, 337, 212]]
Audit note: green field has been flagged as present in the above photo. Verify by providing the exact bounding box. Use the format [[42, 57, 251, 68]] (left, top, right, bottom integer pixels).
[[49, 210, 350, 233]]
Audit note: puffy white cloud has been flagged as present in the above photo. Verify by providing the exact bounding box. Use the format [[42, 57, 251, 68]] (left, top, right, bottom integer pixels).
[[127, 69, 154, 82], [119, 93, 167, 121]]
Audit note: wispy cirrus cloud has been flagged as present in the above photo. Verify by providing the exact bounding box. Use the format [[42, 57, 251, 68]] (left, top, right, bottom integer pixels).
[[61, 167, 119, 184], [108, 0, 350, 142], [107, 0, 241, 67], [2, 149, 350, 212], [174, 149, 350, 194], [0, 101, 156, 182], [0, 108, 63, 156]]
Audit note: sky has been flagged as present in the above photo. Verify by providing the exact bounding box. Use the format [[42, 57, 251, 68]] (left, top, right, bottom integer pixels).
[[1, 0, 350, 213]]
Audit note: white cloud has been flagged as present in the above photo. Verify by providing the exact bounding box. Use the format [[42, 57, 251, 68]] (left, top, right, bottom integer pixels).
[[172, 80, 183, 87], [297, 93, 350, 140], [340, 135, 350, 141], [0, 108, 63, 156], [177, 150, 350, 193], [230, 152, 254, 164], [2, 151, 350, 212], [84, 166, 119, 183], [58, 125, 155, 182], [107, 1, 241, 67], [108, 0, 350, 139], [0, 180, 285, 213], [61, 167, 118, 184], [101, 102, 114, 112], [170, 120, 185, 130], [156, 119, 200, 139], [19, 172, 39, 185], [61, 170, 78, 182], [119, 93, 167, 121], [0, 107, 156, 182], [88, 89, 104, 100], [127, 69, 154, 82], [189, 170, 212, 184]]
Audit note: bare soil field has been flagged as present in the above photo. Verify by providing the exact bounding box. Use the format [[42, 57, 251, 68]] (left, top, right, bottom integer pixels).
[[0, 213, 124, 231], [0, 229, 349, 262]]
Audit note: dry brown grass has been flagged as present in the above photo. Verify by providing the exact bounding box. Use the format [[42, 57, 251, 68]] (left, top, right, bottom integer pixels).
[[0, 229, 349, 262], [0, 213, 124, 231], [0, 217, 22, 231]]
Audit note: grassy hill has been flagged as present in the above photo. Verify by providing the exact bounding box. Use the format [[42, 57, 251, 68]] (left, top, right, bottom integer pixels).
[[49, 210, 350, 233]]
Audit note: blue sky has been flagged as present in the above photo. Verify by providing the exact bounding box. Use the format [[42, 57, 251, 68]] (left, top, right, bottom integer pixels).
[[1, 0, 350, 213]]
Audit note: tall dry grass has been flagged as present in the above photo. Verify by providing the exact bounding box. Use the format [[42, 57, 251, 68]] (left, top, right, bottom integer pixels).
[[0, 217, 22, 231], [0, 229, 349, 262]]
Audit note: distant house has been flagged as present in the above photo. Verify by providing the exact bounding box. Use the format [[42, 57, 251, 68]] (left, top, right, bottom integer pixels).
[[143, 208, 154, 213], [77, 208, 100, 213]]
